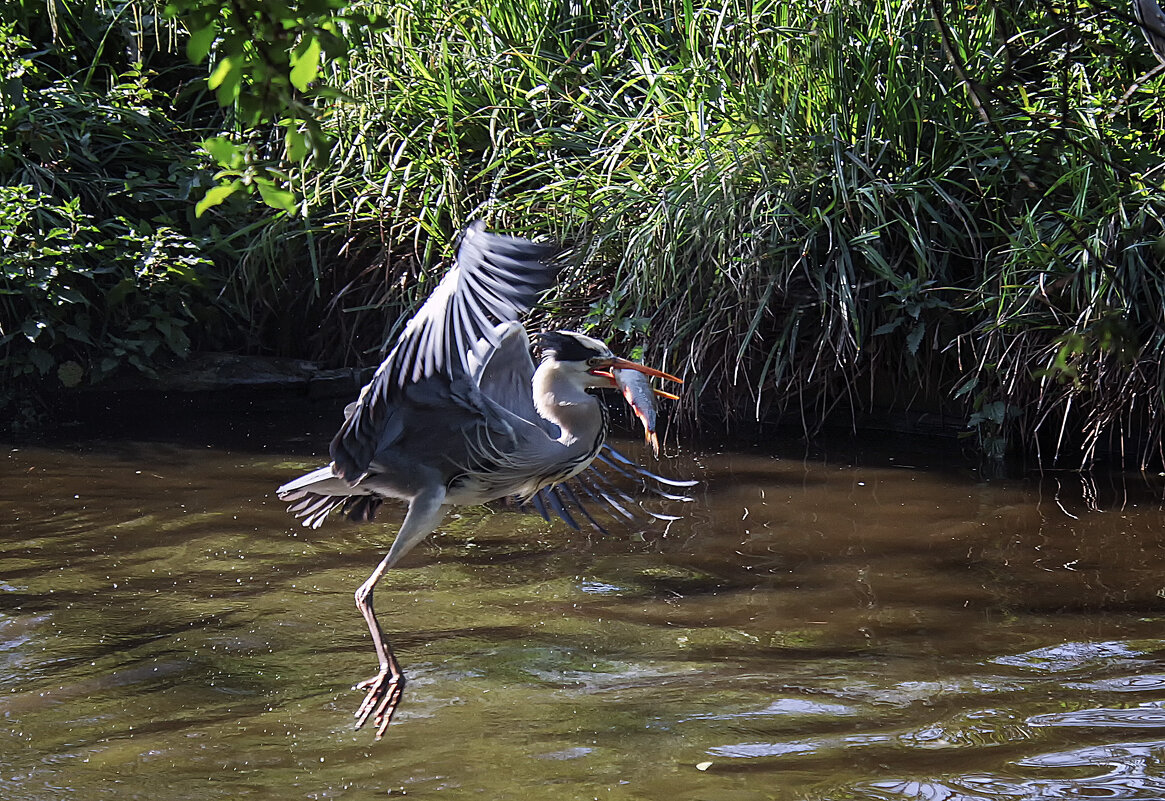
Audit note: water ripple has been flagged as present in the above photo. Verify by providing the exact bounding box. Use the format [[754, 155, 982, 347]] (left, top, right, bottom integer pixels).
[[1064, 675, 1165, 693], [1028, 703, 1165, 729], [684, 696, 857, 722], [860, 774, 1165, 801], [993, 641, 1152, 673], [579, 580, 626, 595], [1017, 740, 1165, 768]]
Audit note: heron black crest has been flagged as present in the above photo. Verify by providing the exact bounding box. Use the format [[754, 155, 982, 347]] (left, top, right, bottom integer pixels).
[[537, 331, 609, 362]]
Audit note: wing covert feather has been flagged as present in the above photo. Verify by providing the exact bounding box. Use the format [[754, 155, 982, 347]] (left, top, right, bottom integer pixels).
[[330, 223, 560, 482]]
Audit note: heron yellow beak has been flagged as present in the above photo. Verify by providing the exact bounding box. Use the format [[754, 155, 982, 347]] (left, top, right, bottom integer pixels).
[[604, 357, 683, 384], [590, 358, 682, 399]]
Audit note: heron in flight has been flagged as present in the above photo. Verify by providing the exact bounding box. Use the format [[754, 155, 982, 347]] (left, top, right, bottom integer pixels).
[[277, 223, 685, 738]]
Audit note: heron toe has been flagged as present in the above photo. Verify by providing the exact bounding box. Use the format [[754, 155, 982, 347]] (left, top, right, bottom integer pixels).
[[354, 669, 406, 739]]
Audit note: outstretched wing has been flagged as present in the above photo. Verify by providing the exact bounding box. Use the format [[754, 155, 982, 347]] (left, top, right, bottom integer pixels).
[[522, 444, 698, 534], [470, 321, 553, 436], [331, 223, 560, 483]]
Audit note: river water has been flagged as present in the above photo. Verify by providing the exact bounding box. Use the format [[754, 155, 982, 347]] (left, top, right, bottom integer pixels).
[[4, 409, 1165, 800]]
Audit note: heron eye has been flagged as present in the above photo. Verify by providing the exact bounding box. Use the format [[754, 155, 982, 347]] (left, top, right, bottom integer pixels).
[[586, 357, 604, 367]]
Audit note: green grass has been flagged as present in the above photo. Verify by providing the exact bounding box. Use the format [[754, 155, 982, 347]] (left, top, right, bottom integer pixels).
[[267, 0, 1165, 467]]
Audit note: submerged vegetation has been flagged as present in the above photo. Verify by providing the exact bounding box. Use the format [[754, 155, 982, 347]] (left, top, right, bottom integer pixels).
[[3, 0, 1165, 468]]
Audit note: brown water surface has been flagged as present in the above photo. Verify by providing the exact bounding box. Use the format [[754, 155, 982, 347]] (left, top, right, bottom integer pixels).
[[4, 415, 1165, 800]]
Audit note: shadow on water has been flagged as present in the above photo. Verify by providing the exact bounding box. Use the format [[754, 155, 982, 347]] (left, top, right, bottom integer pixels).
[[4, 403, 1165, 799]]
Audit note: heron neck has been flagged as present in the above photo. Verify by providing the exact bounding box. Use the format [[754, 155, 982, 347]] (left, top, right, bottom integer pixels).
[[532, 365, 604, 447]]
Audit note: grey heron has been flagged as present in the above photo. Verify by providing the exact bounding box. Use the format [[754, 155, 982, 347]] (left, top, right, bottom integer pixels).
[[277, 223, 684, 738]]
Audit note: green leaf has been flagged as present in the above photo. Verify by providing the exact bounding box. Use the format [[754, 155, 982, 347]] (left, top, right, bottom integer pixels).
[[63, 324, 93, 344], [195, 180, 242, 217], [164, 324, 191, 356], [256, 178, 297, 214], [290, 35, 322, 92], [980, 401, 1007, 425], [21, 319, 46, 342], [27, 348, 54, 375], [208, 57, 242, 106], [905, 321, 925, 356], [106, 277, 136, 307], [285, 127, 308, 162], [207, 55, 235, 90], [202, 136, 241, 168], [186, 22, 218, 64], [55, 286, 88, 304]]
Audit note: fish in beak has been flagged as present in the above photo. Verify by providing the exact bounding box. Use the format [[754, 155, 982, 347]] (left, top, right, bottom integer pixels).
[[590, 358, 682, 456]]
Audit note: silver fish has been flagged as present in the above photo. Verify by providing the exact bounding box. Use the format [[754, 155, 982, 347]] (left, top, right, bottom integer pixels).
[[613, 366, 661, 456]]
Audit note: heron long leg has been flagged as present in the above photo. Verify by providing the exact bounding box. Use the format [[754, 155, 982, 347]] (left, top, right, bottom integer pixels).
[[353, 485, 447, 738]]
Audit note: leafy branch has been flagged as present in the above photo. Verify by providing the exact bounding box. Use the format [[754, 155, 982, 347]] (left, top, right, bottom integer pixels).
[[164, 0, 383, 214]]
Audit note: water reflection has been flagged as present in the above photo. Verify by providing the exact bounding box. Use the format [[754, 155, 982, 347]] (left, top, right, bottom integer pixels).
[[2, 428, 1165, 799]]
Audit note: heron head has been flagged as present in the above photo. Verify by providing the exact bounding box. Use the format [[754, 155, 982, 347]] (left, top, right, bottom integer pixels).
[[535, 330, 682, 387], [536, 331, 616, 388]]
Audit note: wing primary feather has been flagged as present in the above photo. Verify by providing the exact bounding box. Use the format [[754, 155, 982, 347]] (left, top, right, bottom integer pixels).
[[593, 488, 636, 521], [530, 491, 552, 523], [559, 483, 609, 534], [569, 473, 607, 508], [631, 468, 698, 488], [592, 451, 695, 500], [601, 446, 699, 487], [592, 452, 641, 485], [584, 466, 639, 507], [544, 487, 580, 531], [452, 295, 476, 375], [576, 471, 636, 520], [649, 487, 695, 502]]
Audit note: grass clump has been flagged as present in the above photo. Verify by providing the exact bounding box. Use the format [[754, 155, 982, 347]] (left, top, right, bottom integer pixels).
[[269, 0, 1165, 467]]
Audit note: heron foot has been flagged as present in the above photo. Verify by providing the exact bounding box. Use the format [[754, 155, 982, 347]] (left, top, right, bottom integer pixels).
[[353, 668, 406, 739]]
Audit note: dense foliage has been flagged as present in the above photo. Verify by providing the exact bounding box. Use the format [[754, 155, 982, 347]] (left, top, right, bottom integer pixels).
[[4, 0, 1165, 468], [0, 2, 240, 425]]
